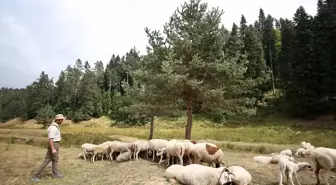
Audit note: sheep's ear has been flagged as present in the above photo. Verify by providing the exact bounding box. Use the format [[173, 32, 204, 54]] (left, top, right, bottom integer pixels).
[[222, 167, 230, 173]]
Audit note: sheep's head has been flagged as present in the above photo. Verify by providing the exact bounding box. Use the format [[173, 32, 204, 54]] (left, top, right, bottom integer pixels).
[[218, 167, 234, 185], [156, 148, 166, 156], [297, 162, 313, 172], [216, 149, 226, 167], [288, 156, 295, 162]]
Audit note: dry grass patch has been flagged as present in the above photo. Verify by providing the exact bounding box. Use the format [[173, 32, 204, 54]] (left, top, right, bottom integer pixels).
[[1, 143, 334, 185]]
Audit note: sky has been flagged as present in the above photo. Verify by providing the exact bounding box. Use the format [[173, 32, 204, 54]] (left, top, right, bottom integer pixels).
[[0, 0, 317, 88]]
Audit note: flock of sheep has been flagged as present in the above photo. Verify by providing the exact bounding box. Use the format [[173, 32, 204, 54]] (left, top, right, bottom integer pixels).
[[78, 139, 336, 185]]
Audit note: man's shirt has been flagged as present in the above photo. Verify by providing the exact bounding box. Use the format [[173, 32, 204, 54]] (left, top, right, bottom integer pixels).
[[47, 122, 61, 142]]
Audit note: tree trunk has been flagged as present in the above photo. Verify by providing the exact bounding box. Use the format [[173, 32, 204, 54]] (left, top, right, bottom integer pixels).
[[148, 116, 154, 140], [185, 98, 193, 139]]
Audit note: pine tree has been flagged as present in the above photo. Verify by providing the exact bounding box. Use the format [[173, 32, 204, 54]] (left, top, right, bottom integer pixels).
[[140, 0, 253, 139], [278, 18, 295, 91], [26, 71, 54, 118], [287, 6, 317, 117], [225, 23, 243, 59], [75, 61, 101, 121]]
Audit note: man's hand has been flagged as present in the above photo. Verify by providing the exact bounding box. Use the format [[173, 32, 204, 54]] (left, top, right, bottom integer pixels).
[[52, 149, 57, 154]]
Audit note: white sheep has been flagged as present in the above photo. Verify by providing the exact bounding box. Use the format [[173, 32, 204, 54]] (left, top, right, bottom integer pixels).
[[158, 140, 185, 166], [81, 143, 98, 161], [148, 139, 169, 161], [132, 140, 150, 161], [156, 139, 182, 165], [253, 156, 273, 165], [164, 164, 233, 185], [280, 149, 293, 157], [295, 148, 306, 157], [278, 157, 313, 185], [189, 142, 225, 167], [179, 140, 195, 164], [301, 141, 307, 149], [270, 154, 295, 164], [309, 147, 336, 185], [116, 150, 133, 162], [305, 142, 312, 150], [109, 141, 134, 160], [226, 166, 252, 185], [97, 142, 110, 160]]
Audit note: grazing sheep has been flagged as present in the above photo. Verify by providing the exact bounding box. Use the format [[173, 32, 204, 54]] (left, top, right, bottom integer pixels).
[[132, 140, 150, 161], [77, 152, 87, 159], [116, 150, 133, 162], [278, 157, 313, 185], [179, 140, 195, 164], [309, 147, 336, 185], [148, 139, 169, 161], [109, 141, 134, 160], [164, 164, 233, 185], [295, 148, 306, 157], [92, 145, 107, 162], [305, 142, 312, 150], [97, 143, 110, 160], [301, 141, 307, 149], [189, 142, 225, 167], [81, 143, 98, 161], [280, 149, 293, 157], [227, 166, 252, 185], [253, 156, 273, 165], [162, 140, 185, 166], [270, 154, 295, 164]]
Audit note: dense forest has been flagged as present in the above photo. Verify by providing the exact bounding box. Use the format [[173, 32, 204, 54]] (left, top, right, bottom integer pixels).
[[0, 0, 335, 139]]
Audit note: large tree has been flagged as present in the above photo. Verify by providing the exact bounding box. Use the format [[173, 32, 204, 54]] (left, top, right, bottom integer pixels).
[[140, 0, 253, 139]]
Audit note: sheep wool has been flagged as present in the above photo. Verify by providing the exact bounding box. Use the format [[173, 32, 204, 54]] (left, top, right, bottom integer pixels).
[[279, 149, 293, 157], [164, 164, 233, 185], [269, 154, 295, 164], [227, 166, 252, 185], [116, 150, 132, 162], [278, 157, 313, 185], [189, 143, 226, 167], [309, 147, 336, 185], [148, 139, 169, 161]]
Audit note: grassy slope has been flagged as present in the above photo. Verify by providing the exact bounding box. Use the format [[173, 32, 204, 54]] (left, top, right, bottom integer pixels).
[[0, 115, 335, 154]]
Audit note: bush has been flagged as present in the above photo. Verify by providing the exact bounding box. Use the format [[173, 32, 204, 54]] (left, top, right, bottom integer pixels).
[[36, 104, 55, 128]]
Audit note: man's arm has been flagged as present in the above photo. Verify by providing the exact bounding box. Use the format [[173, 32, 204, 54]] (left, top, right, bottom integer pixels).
[[49, 138, 56, 152]]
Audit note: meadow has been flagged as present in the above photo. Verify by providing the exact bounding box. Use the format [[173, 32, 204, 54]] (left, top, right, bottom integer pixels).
[[0, 116, 335, 185]]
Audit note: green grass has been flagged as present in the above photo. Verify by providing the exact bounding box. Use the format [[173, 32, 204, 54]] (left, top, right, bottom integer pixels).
[[0, 115, 335, 154]]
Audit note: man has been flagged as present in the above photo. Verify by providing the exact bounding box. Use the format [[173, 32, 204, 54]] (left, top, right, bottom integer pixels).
[[31, 114, 65, 182]]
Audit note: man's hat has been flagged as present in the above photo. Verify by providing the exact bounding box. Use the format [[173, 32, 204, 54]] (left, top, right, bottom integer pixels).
[[55, 114, 65, 120]]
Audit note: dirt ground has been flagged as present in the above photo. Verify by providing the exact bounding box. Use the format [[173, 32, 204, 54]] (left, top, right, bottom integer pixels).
[[0, 143, 335, 185]]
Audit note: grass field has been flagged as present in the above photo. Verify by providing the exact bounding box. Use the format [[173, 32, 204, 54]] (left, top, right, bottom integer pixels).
[[2, 142, 334, 185], [0, 116, 335, 185]]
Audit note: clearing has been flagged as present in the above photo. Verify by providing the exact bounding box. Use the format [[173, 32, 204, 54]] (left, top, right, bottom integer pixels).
[[1, 143, 335, 185]]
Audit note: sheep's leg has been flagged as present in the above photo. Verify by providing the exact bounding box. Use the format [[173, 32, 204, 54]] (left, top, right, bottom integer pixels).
[[320, 169, 330, 185], [293, 172, 301, 185], [101, 153, 104, 162], [166, 154, 170, 167], [278, 171, 283, 185], [288, 172, 295, 185], [152, 150, 155, 161], [315, 167, 321, 185], [178, 155, 183, 166], [158, 154, 164, 164], [136, 150, 140, 161], [92, 153, 96, 162], [159, 153, 164, 164]]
